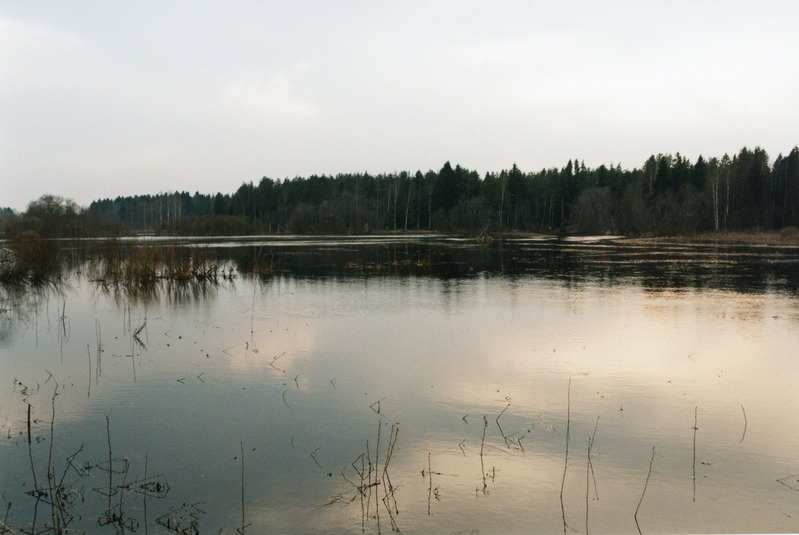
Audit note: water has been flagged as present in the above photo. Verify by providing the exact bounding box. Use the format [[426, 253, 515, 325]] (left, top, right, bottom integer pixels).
[[1, 236, 799, 533]]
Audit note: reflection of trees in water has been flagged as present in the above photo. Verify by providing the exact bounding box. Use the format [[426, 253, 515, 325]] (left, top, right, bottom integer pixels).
[[3, 238, 799, 316], [93, 276, 225, 307], [502, 241, 799, 293], [0, 279, 71, 347]]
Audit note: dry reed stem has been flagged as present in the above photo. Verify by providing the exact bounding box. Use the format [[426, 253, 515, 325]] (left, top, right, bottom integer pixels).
[[586, 415, 599, 534], [480, 415, 488, 494], [495, 403, 514, 449], [27, 403, 39, 491], [560, 377, 571, 535], [144, 451, 148, 534], [586, 436, 591, 535], [635, 445, 656, 535], [1, 503, 11, 535], [589, 417, 599, 501], [692, 407, 698, 503], [739, 404, 747, 444], [47, 386, 60, 532], [87, 345, 91, 398], [106, 415, 113, 511], [238, 441, 250, 534], [427, 452, 432, 515]]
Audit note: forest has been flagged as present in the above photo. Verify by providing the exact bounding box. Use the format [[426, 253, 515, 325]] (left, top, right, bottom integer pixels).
[[2, 145, 799, 239]]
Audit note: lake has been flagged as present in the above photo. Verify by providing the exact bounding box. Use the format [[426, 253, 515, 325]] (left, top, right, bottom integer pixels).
[[1, 235, 799, 534]]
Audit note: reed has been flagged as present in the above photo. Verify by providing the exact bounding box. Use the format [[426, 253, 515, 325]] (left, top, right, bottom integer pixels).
[[427, 452, 433, 515], [560, 377, 571, 535], [238, 441, 250, 534], [341, 418, 400, 532], [87, 345, 91, 398], [96, 319, 103, 385], [90, 241, 226, 289], [144, 452, 149, 534], [9, 392, 178, 533], [0, 231, 62, 285], [480, 415, 488, 494], [133, 318, 146, 347], [26, 403, 39, 492], [381, 423, 399, 519], [635, 445, 656, 535], [46, 386, 60, 532], [586, 416, 599, 534], [22, 384, 79, 533], [57, 300, 67, 363], [739, 404, 747, 444], [106, 415, 113, 510], [1, 502, 10, 534], [692, 407, 698, 502]]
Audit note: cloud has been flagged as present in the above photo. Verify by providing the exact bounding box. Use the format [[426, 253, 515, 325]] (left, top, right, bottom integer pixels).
[[2, 2, 798, 211], [0, 13, 323, 208], [224, 66, 318, 122], [0, 16, 96, 93]]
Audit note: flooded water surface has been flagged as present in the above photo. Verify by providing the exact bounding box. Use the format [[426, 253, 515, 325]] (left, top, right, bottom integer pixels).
[[2, 236, 799, 533]]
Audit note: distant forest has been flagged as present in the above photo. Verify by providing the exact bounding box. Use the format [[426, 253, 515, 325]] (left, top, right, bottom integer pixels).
[[3, 145, 799, 238]]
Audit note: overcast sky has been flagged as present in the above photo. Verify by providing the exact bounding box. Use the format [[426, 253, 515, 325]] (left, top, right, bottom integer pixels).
[[2, 1, 798, 212]]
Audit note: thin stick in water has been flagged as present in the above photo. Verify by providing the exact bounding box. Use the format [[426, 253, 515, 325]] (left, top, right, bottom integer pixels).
[[480, 415, 488, 494], [739, 404, 747, 444], [106, 415, 113, 510], [634, 445, 656, 535], [47, 386, 59, 532], [496, 403, 512, 449], [692, 406, 698, 503], [589, 416, 599, 501], [427, 452, 432, 515], [87, 344, 92, 398], [2, 502, 11, 534], [238, 441, 251, 534], [586, 415, 599, 534], [144, 451, 149, 535], [560, 377, 571, 535], [241, 441, 245, 532], [27, 403, 39, 491]]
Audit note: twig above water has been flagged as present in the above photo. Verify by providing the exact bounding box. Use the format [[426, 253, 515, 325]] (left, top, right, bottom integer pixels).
[[693, 407, 698, 503], [739, 404, 747, 444], [238, 441, 249, 534], [560, 377, 571, 535], [635, 445, 656, 535], [269, 351, 286, 373]]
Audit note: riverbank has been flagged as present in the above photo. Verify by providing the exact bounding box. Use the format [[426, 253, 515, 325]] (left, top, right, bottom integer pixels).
[[611, 227, 799, 247]]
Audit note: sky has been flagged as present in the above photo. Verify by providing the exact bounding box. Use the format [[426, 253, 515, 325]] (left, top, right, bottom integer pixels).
[[2, 1, 798, 212]]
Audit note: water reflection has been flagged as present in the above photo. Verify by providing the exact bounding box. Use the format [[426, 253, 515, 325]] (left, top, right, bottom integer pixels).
[[92, 276, 226, 306], [1, 237, 799, 533]]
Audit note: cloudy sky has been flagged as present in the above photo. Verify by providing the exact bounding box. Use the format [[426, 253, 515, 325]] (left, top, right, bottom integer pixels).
[[2, 1, 798, 212]]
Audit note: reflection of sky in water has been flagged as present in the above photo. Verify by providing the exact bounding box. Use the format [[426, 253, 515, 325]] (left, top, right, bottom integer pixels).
[[1, 247, 799, 533]]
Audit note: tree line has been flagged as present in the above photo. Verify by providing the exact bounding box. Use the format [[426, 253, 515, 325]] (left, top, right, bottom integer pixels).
[[3, 145, 798, 239]]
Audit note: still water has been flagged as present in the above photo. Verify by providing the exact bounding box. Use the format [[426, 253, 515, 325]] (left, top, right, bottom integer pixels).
[[1, 236, 799, 533]]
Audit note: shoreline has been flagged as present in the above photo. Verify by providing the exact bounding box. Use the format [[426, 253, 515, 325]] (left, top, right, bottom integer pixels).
[[608, 228, 799, 248]]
